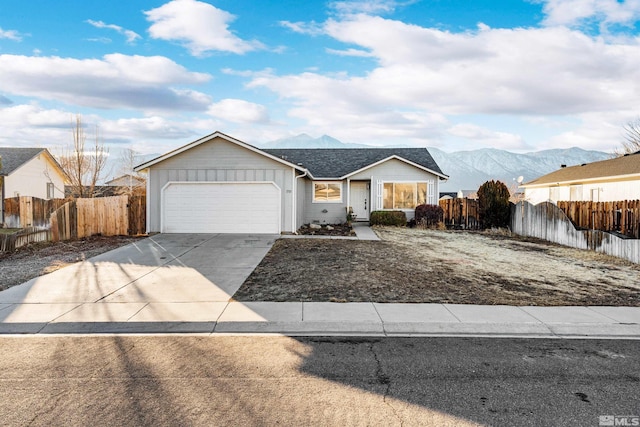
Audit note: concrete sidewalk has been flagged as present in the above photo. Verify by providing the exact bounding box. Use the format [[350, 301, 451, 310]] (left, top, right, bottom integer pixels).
[[0, 229, 639, 337], [1, 300, 639, 337]]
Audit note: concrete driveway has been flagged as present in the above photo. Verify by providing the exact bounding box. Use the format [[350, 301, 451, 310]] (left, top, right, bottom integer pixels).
[[0, 234, 277, 333]]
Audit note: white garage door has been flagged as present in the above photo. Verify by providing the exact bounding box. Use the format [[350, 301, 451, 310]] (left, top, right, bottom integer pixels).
[[162, 182, 281, 233]]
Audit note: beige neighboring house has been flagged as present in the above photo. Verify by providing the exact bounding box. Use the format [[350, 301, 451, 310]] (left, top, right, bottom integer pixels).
[[103, 173, 146, 196], [0, 147, 68, 200], [105, 174, 147, 191], [521, 151, 640, 204], [106, 174, 146, 188]]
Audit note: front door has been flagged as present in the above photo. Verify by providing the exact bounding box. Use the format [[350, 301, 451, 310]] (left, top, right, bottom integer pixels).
[[350, 182, 369, 221]]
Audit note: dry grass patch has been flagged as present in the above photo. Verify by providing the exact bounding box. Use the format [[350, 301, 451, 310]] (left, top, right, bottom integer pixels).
[[234, 227, 640, 306]]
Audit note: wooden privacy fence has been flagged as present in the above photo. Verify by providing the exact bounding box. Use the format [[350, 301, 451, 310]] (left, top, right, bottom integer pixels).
[[128, 195, 146, 237], [49, 195, 146, 242], [511, 201, 640, 264], [0, 227, 50, 252], [77, 196, 129, 238], [3, 196, 68, 228], [1, 195, 146, 250], [439, 198, 480, 229], [556, 200, 640, 239], [49, 200, 77, 242]]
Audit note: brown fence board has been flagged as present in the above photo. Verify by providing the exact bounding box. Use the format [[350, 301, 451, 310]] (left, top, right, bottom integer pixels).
[[3, 196, 69, 228], [0, 227, 51, 252], [76, 196, 129, 238], [49, 200, 77, 242], [3, 195, 145, 250], [439, 198, 480, 230], [127, 195, 146, 235], [556, 200, 640, 239]]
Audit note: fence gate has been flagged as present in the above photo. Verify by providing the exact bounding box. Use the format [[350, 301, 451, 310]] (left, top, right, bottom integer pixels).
[[439, 198, 480, 230]]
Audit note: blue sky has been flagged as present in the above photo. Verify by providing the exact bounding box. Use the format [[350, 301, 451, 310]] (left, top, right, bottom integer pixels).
[[1, 0, 640, 160]]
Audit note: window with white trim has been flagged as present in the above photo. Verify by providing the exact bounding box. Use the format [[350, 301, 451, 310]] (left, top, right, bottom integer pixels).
[[47, 183, 55, 199], [313, 182, 342, 203], [382, 182, 428, 209]]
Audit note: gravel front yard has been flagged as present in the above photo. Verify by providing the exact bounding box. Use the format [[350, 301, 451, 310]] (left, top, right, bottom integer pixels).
[[0, 236, 141, 291], [234, 227, 640, 306]]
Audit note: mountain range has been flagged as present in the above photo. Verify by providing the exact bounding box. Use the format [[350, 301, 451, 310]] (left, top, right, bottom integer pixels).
[[258, 134, 612, 192]]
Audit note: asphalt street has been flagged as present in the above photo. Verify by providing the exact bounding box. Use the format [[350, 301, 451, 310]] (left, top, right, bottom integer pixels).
[[0, 336, 638, 426]]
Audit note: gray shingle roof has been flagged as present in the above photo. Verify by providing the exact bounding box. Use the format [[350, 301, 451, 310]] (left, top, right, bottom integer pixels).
[[523, 150, 640, 186], [263, 148, 447, 179], [0, 147, 45, 175]]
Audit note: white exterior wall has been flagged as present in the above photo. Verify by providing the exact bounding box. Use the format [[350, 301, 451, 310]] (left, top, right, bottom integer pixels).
[[301, 159, 443, 224], [350, 158, 440, 220], [4, 154, 66, 199], [525, 178, 640, 204], [147, 137, 295, 233]]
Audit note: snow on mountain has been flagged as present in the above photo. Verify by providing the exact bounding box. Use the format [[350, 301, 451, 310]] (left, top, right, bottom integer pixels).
[[430, 147, 611, 192], [262, 134, 612, 193], [259, 133, 372, 149]]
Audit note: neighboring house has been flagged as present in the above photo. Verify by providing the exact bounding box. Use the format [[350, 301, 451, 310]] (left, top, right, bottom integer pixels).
[[521, 151, 640, 204], [105, 174, 146, 196], [134, 131, 448, 234], [0, 147, 68, 200], [106, 174, 146, 188]]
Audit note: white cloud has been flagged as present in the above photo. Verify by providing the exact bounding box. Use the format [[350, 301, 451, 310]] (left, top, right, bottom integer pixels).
[[86, 19, 141, 44], [0, 104, 84, 148], [325, 47, 375, 57], [87, 37, 112, 44], [0, 54, 212, 112], [540, 0, 640, 28], [247, 15, 640, 148], [99, 116, 200, 142], [0, 27, 23, 41], [448, 124, 528, 150], [329, 0, 410, 16], [145, 0, 264, 56], [541, 111, 635, 151], [0, 104, 70, 127], [0, 103, 209, 155], [279, 21, 325, 36], [207, 99, 270, 124]]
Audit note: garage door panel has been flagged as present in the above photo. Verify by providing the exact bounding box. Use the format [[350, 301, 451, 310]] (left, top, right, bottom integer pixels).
[[163, 182, 280, 234]]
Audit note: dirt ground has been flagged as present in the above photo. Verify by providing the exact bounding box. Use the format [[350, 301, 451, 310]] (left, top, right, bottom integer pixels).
[[234, 227, 640, 306], [0, 236, 141, 291]]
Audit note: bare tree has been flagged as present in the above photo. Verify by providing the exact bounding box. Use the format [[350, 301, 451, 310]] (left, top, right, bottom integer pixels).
[[115, 147, 145, 196], [614, 118, 640, 156], [56, 114, 109, 198]]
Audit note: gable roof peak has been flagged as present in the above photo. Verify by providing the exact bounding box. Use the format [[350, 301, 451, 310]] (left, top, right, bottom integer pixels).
[[134, 131, 306, 172], [0, 147, 46, 175]]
